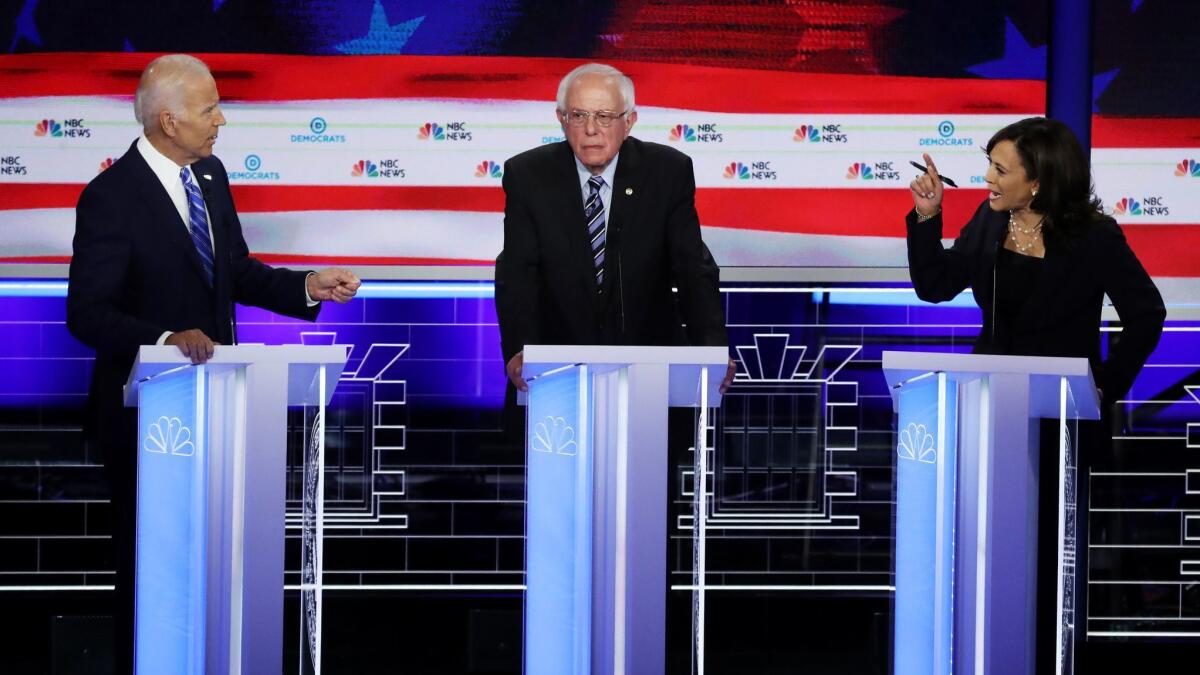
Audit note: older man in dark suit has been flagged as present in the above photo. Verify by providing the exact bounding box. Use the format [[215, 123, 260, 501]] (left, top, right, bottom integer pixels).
[[66, 54, 359, 671], [495, 63, 734, 391]]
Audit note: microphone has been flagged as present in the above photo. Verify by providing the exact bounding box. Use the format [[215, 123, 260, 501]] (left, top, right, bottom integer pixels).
[[608, 210, 627, 340], [617, 229, 626, 338]]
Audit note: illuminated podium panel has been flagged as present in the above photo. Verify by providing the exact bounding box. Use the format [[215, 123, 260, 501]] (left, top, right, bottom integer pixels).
[[521, 345, 728, 675], [882, 352, 1100, 675], [124, 345, 347, 675]]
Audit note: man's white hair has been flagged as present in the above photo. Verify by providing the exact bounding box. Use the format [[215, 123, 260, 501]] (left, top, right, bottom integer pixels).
[[134, 54, 212, 130], [555, 63, 636, 112]]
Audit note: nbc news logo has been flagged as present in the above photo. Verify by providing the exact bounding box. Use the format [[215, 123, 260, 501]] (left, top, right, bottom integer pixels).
[[474, 160, 502, 178], [1114, 196, 1169, 217], [0, 155, 27, 176], [723, 161, 776, 181], [419, 122, 472, 141], [846, 162, 900, 181], [794, 123, 848, 143], [34, 118, 91, 139], [352, 159, 405, 179], [669, 123, 722, 143]]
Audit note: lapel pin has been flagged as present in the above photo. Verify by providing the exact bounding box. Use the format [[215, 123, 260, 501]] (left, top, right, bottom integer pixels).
[[625, 187, 633, 196], [202, 174, 212, 181]]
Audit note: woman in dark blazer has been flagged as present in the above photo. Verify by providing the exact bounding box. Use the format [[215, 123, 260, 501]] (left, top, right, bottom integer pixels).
[[905, 116, 1166, 671], [906, 116, 1165, 403]]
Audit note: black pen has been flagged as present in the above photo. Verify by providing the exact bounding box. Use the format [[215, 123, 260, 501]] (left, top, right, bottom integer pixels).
[[909, 160, 958, 188]]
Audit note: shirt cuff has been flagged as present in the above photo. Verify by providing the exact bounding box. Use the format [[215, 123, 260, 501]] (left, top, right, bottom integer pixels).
[[304, 272, 319, 307], [156, 331, 172, 346]]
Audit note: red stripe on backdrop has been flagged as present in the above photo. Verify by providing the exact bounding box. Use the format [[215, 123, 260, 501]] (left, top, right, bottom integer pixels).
[[3, 228, 1194, 277], [0, 254, 492, 265], [3, 181, 1193, 276], [0, 53, 1044, 114], [0, 184, 506, 213], [0, 182, 965, 236], [0, 184, 85, 209], [697, 188, 991, 237], [1122, 227, 1200, 278], [232, 185, 505, 213], [1092, 117, 1200, 149]]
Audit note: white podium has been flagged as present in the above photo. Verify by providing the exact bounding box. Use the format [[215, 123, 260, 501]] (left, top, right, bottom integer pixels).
[[882, 351, 1100, 675], [124, 344, 348, 675], [521, 345, 728, 675]]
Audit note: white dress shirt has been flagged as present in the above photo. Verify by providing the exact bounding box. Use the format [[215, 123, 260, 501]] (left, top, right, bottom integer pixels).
[[574, 153, 619, 228], [136, 133, 215, 249]]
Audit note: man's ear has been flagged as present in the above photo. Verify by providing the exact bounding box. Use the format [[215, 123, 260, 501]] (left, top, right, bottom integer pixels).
[[159, 110, 175, 138], [625, 109, 638, 136]]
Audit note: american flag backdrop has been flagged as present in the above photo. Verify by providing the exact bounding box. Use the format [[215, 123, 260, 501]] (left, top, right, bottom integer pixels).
[[1, 0, 1197, 283]]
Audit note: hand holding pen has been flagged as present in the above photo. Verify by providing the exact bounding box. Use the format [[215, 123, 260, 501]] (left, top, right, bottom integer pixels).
[[909, 153, 949, 218]]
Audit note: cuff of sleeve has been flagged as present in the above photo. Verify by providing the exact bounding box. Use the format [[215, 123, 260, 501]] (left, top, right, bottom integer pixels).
[[304, 272, 319, 307], [913, 206, 941, 223]]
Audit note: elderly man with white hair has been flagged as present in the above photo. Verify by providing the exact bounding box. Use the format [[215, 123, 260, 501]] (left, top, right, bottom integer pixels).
[[66, 54, 360, 671], [495, 62, 733, 394]]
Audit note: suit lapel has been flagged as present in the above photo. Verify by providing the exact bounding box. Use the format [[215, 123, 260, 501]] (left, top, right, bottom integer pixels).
[[548, 143, 599, 294], [125, 144, 211, 286]]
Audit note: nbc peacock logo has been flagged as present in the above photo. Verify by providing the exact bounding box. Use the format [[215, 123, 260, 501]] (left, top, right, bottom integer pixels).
[[846, 162, 874, 180], [1113, 198, 1142, 216], [98, 157, 114, 173], [418, 123, 445, 141], [794, 124, 820, 143], [35, 119, 62, 137], [351, 160, 379, 178], [475, 160, 502, 178], [1176, 159, 1200, 177], [669, 124, 696, 142], [723, 162, 750, 180]]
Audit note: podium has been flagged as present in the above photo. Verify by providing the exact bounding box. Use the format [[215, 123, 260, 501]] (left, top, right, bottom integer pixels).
[[881, 351, 1100, 675], [521, 345, 728, 675], [124, 345, 348, 675]]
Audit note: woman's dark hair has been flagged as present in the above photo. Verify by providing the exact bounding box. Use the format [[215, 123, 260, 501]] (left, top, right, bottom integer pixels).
[[986, 117, 1103, 246]]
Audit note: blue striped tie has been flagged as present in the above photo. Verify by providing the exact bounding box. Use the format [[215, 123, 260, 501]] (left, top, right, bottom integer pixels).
[[584, 175, 606, 286], [180, 167, 215, 286]]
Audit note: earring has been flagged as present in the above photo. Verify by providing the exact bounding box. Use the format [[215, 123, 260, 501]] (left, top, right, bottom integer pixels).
[[1031, 190, 1038, 198]]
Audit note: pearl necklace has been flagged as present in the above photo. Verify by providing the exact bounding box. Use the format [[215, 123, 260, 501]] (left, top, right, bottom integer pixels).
[[1007, 211, 1044, 254]]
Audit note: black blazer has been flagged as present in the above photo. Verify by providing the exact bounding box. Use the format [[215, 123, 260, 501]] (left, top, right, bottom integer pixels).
[[67, 141, 319, 452], [494, 137, 727, 363], [906, 199, 1165, 401]]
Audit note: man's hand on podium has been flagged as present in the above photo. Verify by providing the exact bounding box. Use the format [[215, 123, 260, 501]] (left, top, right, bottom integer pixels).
[[720, 358, 736, 394], [166, 329, 218, 364], [307, 267, 362, 304], [506, 351, 528, 392]]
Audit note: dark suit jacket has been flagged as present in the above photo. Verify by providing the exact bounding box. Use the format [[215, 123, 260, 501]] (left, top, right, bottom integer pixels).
[[494, 137, 727, 364], [906, 199, 1165, 401], [67, 141, 319, 460]]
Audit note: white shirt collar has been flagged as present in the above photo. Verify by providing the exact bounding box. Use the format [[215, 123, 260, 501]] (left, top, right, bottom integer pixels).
[[574, 152, 619, 196], [136, 133, 192, 187]]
